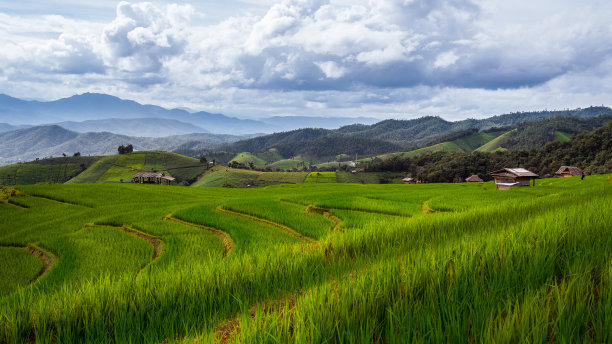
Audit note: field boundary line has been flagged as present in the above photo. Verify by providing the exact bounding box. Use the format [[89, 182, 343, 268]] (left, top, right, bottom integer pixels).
[[85, 224, 166, 275], [280, 199, 410, 218], [164, 215, 234, 257], [25, 243, 58, 283], [28, 194, 95, 208], [3, 199, 29, 209], [305, 206, 342, 232], [216, 206, 314, 243]]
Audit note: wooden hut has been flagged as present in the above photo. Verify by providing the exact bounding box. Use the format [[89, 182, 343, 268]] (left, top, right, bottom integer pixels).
[[132, 172, 176, 185], [490, 168, 538, 190], [402, 177, 416, 184], [465, 175, 484, 183], [555, 166, 584, 177]]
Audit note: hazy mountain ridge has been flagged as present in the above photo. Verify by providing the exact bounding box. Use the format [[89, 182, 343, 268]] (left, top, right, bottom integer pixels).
[[0, 93, 378, 135], [0, 125, 245, 165]]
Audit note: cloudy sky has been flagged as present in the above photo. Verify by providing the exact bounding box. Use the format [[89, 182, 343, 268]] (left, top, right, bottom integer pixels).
[[1, 0, 611, 120]]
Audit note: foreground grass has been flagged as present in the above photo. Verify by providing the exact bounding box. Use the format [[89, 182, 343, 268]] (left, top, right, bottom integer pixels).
[[0, 176, 610, 343]]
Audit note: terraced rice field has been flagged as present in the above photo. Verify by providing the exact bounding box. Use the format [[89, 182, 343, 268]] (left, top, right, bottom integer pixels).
[[0, 175, 611, 343]]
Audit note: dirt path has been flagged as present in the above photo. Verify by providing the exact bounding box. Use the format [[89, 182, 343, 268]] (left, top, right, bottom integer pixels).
[[216, 206, 314, 244], [164, 215, 234, 257], [25, 244, 58, 283], [305, 206, 342, 232]]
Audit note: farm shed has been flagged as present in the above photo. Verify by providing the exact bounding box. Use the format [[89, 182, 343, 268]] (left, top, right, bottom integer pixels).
[[490, 168, 538, 190], [465, 175, 484, 183], [555, 166, 584, 177], [132, 172, 176, 185], [402, 177, 416, 184]]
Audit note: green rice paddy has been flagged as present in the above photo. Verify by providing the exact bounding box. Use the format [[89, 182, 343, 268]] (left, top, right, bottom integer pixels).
[[0, 175, 611, 342]]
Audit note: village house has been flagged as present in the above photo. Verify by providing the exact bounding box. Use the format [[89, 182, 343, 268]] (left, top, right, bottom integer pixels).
[[402, 177, 416, 184], [132, 172, 176, 185], [490, 168, 538, 190], [465, 174, 484, 183], [555, 166, 584, 178]]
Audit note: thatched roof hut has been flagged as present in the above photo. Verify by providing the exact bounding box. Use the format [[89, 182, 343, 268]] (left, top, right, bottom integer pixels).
[[132, 172, 176, 185], [465, 175, 484, 183], [555, 166, 584, 177]]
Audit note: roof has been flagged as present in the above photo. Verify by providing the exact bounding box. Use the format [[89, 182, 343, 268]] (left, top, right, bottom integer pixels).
[[402, 177, 414, 181], [133, 172, 174, 180], [491, 168, 538, 178], [555, 166, 583, 176], [465, 175, 483, 182]]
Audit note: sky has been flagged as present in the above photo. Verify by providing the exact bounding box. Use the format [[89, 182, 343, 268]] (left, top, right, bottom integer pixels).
[[1, 0, 611, 120]]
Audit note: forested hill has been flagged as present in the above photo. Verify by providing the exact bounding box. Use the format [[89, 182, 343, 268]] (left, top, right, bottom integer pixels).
[[366, 120, 612, 183], [221, 106, 612, 154]]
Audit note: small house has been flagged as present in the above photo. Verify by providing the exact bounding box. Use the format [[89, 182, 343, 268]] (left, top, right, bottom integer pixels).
[[465, 175, 484, 183], [555, 166, 584, 178], [490, 168, 538, 190], [402, 177, 416, 184], [132, 172, 176, 185]]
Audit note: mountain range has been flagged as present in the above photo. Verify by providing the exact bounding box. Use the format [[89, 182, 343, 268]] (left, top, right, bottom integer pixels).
[[0, 93, 378, 136], [0, 125, 245, 165]]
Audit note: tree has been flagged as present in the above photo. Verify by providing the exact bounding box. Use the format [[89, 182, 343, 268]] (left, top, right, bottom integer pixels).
[[118, 144, 134, 154], [73, 152, 81, 157], [199, 156, 207, 164]]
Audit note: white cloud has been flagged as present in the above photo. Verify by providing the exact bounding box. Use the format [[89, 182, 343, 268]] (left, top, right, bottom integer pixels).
[[0, 0, 611, 120]]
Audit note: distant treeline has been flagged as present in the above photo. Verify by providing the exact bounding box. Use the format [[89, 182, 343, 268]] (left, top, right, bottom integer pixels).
[[366, 120, 612, 183]]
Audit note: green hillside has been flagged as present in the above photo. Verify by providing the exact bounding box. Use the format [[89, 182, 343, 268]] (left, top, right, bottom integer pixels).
[[229, 152, 267, 169], [67, 151, 208, 185], [555, 131, 571, 141], [474, 129, 516, 152], [0, 156, 99, 185]]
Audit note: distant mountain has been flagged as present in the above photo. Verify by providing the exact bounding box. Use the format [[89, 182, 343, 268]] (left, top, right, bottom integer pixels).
[[0, 93, 378, 135], [55, 118, 209, 137], [0, 125, 245, 165], [0, 123, 30, 133]]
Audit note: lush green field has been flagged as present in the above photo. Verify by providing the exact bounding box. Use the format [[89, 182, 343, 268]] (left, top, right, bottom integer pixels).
[[336, 171, 404, 184], [0, 176, 611, 342]]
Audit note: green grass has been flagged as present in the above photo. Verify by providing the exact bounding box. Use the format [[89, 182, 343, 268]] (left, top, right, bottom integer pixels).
[[255, 172, 308, 186], [555, 131, 572, 141], [230, 152, 267, 169], [336, 171, 404, 184], [304, 172, 337, 183], [191, 169, 261, 187], [97, 153, 146, 182], [0, 246, 42, 296], [266, 159, 305, 171], [0, 175, 611, 342], [475, 129, 517, 152]]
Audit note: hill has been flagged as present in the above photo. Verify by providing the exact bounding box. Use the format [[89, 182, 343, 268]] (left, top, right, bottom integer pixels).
[[0, 156, 99, 185], [0, 125, 245, 166], [66, 151, 209, 185]]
